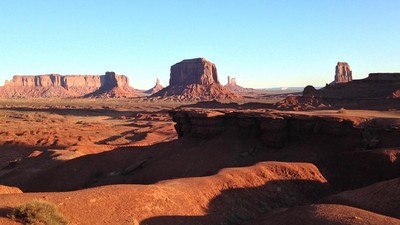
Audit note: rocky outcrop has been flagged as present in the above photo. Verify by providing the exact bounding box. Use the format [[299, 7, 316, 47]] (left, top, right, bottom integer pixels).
[[170, 108, 400, 190], [0, 72, 136, 98], [285, 72, 400, 110], [152, 58, 241, 100], [84, 72, 136, 98], [145, 78, 164, 94], [170, 109, 369, 148], [307, 73, 400, 99], [225, 76, 255, 93], [333, 62, 352, 84], [0, 185, 22, 194]]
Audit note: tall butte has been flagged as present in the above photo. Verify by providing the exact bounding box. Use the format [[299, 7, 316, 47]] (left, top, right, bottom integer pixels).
[[333, 62, 352, 84], [152, 58, 241, 100], [145, 78, 164, 94]]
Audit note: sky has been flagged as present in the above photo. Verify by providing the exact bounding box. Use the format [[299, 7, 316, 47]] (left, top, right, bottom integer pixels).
[[0, 0, 399, 89]]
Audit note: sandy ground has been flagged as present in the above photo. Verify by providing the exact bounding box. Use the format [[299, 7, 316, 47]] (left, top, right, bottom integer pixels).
[[0, 98, 399, 224]]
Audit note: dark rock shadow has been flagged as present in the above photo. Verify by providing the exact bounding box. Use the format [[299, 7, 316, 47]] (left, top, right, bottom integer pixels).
[[0, 207, 13, 221], [0, 107, 169, 120], [140, 179, 332, 225]]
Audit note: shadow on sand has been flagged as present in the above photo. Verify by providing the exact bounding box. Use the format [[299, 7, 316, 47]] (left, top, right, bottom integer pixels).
[[139, 179, 331, 225]]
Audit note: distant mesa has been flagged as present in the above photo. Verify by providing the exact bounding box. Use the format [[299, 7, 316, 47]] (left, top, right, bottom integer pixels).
[[333, 62, 352, 84], [0, 71, 136, 98], [303, 72, 400, 99], [303, 61, 400, 99], [145, 78, 164, 94], [278, 61, 400, 110], [225, 76, 255, 93], [152, 58, 241, 100], [84, 72, 136, 98]]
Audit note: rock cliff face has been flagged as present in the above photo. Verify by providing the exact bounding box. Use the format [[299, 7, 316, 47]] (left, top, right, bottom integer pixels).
[[169, 108, 400, 190], [286, 72, 400, 110], [0, 72, 135, 98], [145, 78, 164, 94], [152, 58, 241, 100], [303, 73, 400, 99], [334, 62, 352, 84]]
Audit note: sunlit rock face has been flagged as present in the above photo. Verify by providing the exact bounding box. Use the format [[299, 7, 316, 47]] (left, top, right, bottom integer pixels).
[[1, 72, 135, 98], [334, 62, 352, 84], [145, 78, 164, 94], [152, 58, 241, 100]]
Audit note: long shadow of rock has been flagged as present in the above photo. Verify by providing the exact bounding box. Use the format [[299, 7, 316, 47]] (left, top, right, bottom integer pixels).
[[0, 133, 282, 192], [140, 179, 332, 225], [0, 107, 169, 120], [0, 207, 13, 221]]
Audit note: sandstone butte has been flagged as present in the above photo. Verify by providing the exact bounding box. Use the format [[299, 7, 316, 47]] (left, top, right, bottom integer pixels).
[[152, 58, 242, 100], [145, 78, 164, 94], [0, 71, 136, 98], [279, 68, 400, 110], [225, 76, 255, 93], [333, 62, 352, 84]]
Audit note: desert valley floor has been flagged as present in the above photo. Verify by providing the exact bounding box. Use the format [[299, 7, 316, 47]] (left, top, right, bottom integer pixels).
[[0, 97, 399, 225]]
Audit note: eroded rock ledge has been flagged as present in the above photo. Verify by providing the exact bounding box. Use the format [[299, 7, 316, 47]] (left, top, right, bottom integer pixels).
[[170, 108, 400, 190], [170, 109, 400, 149]]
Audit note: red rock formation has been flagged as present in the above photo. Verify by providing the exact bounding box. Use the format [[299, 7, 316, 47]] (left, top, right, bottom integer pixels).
[[322, 177, 400, 218], [84, 72, 136, 98], [283, 72, 400, 110], [247, 204, 400, 225], [152, 58, 241, 100], [0, 185, 22, 194], [225, 76, 255, 93], [145, 78, 164, 94], [334, 62, 352, 84], [0, 72, 136, 98], [169, 108, 400, 190]]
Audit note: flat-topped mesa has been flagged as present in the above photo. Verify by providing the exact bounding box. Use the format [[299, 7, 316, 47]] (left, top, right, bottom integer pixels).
[[169, 58, 219, 86], [7, 74, 65, 87], [1, 72, 135, 98], [367, 73, 400, 81], [152, 58, 241, 100], [334, 62, 352, 84]]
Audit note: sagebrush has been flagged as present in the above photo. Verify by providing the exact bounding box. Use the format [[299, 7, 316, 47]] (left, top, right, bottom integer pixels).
[[8, 199, 68, 225]]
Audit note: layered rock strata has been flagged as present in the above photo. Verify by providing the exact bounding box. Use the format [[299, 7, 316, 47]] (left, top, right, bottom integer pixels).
[[303, 73, 400, 99], [280, 73, 400, 110], [152, 58, 241, 100], [145, 78, 164, 94], [333, 62, 352, 84], [0, 72, 135, 98], [170, 108, 400, 190], [225, 76, 255, 93]]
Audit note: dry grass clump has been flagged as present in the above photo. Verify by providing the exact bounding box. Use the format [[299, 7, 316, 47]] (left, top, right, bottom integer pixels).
[[8, 199, 67, 225]]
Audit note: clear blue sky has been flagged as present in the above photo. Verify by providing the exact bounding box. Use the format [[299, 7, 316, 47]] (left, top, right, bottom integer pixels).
[[1, 0, 399, 89]]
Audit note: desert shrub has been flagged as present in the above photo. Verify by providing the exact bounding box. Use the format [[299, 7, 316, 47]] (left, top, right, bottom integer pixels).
[[9, 199, 68, 225]]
